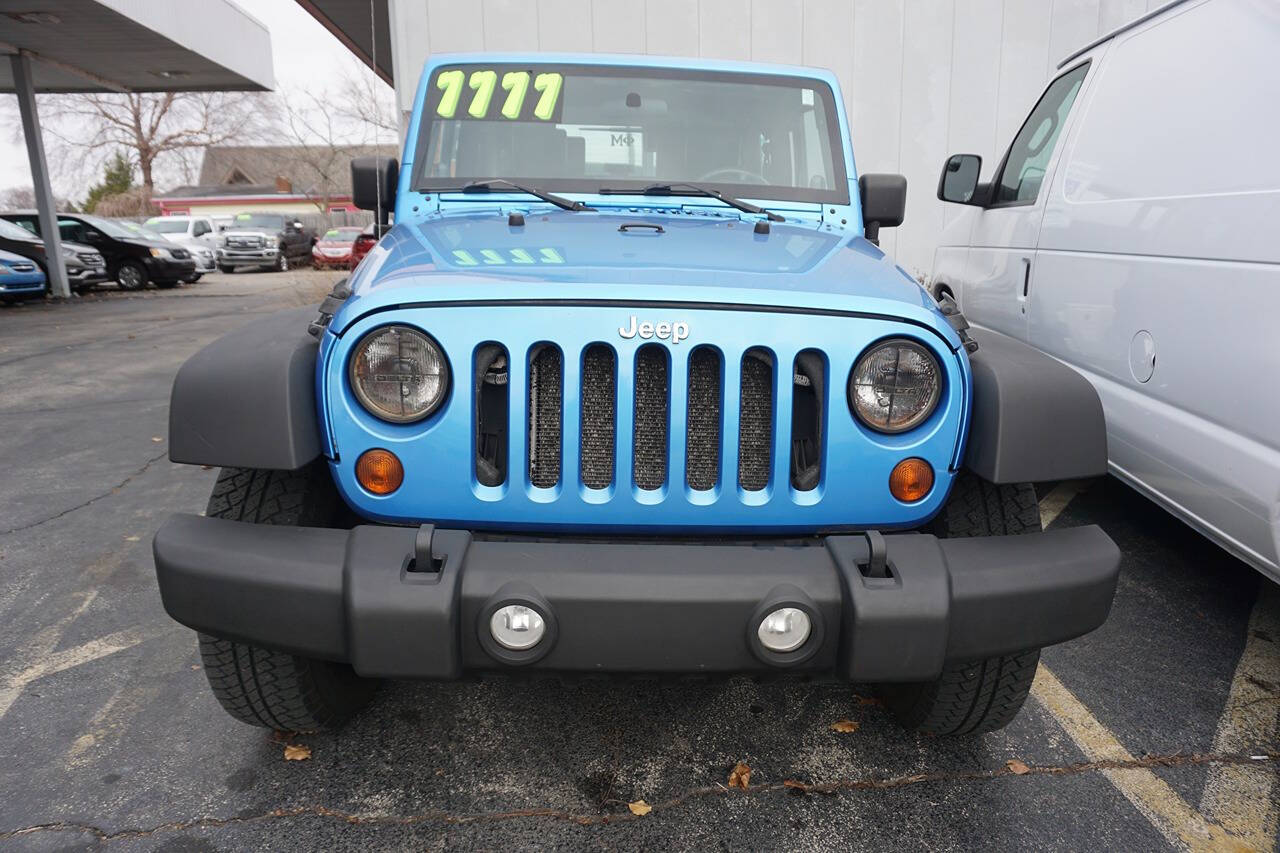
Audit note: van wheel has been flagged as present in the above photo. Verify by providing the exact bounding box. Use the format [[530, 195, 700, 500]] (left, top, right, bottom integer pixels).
[[875, 472, 1042, 734], [196, 463, 377, 730], [218, 264, 234, 274], [116, 261, 147, 290]]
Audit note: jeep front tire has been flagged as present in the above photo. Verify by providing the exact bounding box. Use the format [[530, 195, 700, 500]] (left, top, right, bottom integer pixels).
[[196, 463, 376, 730], [877, 473, 1043, 735]]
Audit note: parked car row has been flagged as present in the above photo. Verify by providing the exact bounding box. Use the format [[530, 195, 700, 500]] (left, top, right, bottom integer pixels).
[[0, 211, 195, 290], [0, 216, 107, 294]]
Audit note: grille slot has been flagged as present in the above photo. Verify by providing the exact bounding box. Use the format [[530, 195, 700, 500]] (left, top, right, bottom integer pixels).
[[685, 347, 722, 490], [790, 350, 825, 491], [738, 349, 774, 491], [632, 345, 669, 490], [580, 345, 616, 489], [528, 345, 562, 488], [474, 343, 508, 486]]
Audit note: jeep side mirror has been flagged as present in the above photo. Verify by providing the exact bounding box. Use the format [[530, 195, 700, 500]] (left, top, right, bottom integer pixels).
[[858, 173, 906, 246], [937, 154, 983, 205], [352, 156, 398, 228]]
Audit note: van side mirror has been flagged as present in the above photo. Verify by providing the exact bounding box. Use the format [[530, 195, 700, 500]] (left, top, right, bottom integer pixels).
[[352, 156, 399, 227], [938, 154, 982, 205], [858, 173, 906, 246]]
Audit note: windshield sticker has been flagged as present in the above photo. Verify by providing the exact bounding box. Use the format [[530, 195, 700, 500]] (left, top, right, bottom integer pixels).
[[449, 247, 566, 267], [433, 68, 564, 122]]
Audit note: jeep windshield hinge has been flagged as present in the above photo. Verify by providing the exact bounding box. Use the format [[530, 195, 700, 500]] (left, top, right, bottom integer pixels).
[[936, 293, 979, 353], [308, 278, 352, 338]]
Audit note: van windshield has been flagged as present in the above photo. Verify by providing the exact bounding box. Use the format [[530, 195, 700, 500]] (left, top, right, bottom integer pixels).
[[231, 213, 284, 230], [146, 219, 189, 234], [413, 63, 847, 205]]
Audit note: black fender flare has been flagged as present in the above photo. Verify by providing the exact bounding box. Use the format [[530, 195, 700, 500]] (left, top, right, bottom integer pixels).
[[963, 328, 1107, 484], [169, 307, 322, 470]]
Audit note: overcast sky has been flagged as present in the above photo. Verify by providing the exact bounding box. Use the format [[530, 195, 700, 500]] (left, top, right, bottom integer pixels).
[[0, 0, 388, 198]]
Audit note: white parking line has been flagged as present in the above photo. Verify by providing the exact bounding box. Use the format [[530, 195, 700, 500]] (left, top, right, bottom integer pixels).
[[1200, 583, 1280, 848], [1034, 482, 1277, 851], [1033, 666, 1235, 851], [0, 628, 168, 722]]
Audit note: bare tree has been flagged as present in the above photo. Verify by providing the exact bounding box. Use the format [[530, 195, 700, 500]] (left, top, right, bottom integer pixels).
[[275, 82, 395, 218], [332, 71, 401, 137], [38, 91, 271, 198]]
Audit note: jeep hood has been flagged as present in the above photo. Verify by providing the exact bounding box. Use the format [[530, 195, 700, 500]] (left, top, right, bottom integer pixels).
[[333, 208, 956, 347]]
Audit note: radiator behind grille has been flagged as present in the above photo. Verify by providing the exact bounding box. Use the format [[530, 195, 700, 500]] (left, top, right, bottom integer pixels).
[[528, 345, 562, 488], [580, 345, 616, 489], [738, 349, 773, 491], [632, 345, 669, 490], [685, 348, 721, 490]]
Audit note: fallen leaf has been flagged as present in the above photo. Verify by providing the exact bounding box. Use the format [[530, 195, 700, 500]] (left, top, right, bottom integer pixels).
[[124, 535, 140, 542], [728, 761, 752, 789], [627, 800, 652, 816], [1005, 759, 1030, 775], [150, 436, 163, 443], [783, 780, 810, 792], [127, 334, 135, 340], [283, 743, 311, 761], [830, 719, 860, 733]]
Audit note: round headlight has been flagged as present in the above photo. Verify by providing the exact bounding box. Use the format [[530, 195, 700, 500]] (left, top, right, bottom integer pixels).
[[850, 339, 941, 433], [350, 325, 448, 423]]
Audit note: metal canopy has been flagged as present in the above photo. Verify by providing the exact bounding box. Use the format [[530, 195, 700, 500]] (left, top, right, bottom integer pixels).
[[295, 0, 392, 85], [0, 0, 275, 93]]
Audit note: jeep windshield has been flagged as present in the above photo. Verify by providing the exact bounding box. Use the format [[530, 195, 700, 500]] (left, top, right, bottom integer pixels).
[[413, 63, 847, 205]]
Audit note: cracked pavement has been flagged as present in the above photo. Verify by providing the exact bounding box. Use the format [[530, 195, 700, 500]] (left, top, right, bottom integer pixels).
[[0, 272, 1276, 851]]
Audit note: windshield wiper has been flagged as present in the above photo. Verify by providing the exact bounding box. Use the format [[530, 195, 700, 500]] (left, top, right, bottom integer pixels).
[[599, 182, 784, 222], [451, 179, 594, 212]]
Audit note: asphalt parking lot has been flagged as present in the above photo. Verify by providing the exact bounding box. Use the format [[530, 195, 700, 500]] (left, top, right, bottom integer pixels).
[[0, 271, 1277, 851]]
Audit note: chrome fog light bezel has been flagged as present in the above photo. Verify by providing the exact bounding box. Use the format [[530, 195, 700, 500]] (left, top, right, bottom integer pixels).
[[757, 606, 812, 653], [747, 586, 824, 667], [489, 604, 547, 650]]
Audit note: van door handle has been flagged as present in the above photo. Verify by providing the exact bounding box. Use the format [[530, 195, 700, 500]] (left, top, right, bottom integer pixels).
[[1019, 257, 1031, 301]]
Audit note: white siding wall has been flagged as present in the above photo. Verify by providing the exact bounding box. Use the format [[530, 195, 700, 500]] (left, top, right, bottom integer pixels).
[[387, 0, 1161, 278]]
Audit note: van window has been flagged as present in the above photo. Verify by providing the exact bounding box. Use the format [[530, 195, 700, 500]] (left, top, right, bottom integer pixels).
[[193, 220, 211, 237], [994, 63, 1089, 205]]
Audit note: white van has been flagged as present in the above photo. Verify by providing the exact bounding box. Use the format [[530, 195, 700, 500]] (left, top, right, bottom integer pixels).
[[931, 0, 1280, 580], [145, 215, 218, 248]]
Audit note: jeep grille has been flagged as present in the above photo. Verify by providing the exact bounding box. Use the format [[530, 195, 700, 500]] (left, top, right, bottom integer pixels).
[[480, 342, 819, 494]]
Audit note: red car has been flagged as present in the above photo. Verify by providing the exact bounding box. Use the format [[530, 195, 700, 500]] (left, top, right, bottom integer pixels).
[[311, 226, 365, 269], [350, 224, 378, 268]]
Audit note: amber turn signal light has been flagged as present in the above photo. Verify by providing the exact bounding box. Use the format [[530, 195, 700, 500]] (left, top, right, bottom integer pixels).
[[889, 457, 933, 503], [356, 448, 403, 495]]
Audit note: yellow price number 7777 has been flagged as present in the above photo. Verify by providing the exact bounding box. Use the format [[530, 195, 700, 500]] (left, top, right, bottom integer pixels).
[[436, 69, 563, 120]]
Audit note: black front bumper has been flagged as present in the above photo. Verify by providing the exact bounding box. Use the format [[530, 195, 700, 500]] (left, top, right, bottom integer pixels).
[[145, 257, 197, 280], [153, 515, 1119, 681]]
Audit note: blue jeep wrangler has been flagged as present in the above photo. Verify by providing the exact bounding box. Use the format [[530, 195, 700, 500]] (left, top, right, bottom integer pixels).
[[154, 55, 1119, 735]]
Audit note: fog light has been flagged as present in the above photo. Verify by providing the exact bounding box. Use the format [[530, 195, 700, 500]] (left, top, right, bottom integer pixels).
[[490, 604, 546, 650], [757, 607, 811, 653], [355, 448, 403, 495]]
